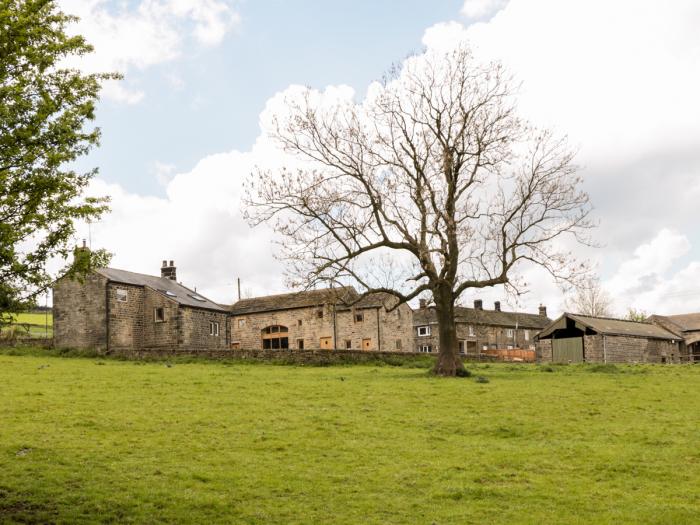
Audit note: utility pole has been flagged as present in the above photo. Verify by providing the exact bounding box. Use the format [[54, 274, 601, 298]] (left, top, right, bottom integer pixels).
[[237, 278, 241, 301]]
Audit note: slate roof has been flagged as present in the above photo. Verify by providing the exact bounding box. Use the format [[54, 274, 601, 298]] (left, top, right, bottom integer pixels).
[[539, 313, 678, 340], [96, 267, 226, 312], [229, 286, 359, 315], [655, 313, 700, 332], [413, 306, 550, 329]]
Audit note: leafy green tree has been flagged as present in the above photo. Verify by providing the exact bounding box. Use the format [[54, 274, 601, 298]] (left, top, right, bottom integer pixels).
[[626, 308, 649, 322], [0, 0, 115, 316]]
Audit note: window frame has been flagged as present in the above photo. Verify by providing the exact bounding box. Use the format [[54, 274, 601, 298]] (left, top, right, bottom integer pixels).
[[210, 321, 220, 336], [115, 288, 128, 302], [417, 325, 431, 337], [354, 312, 364, 323], [419, 345, 432, 353], [154, 307, 165, 323]]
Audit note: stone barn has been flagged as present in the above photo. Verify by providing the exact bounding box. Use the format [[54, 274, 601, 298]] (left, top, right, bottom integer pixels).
[[648, 313, 700, 363], [54, 260, 229, 353], [537, 313, 681, 364]]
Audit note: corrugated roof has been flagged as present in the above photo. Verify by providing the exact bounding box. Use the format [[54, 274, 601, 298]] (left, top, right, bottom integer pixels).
[[96, 267, 226, 312], [229, 286, 359, 315], [540, 313, 679, 340], [413, 306, 550, 329]]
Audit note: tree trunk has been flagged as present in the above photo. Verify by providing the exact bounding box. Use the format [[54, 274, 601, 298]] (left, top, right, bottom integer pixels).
[[432, 286, 466, 376]]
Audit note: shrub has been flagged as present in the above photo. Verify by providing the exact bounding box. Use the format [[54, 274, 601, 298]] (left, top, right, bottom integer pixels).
[[475, 376, 490, 383], [456, 368, 472, 378]]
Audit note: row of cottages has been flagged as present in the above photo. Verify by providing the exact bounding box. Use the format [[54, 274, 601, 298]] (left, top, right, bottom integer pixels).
[[412, 299, 551, 355], [228, 287, 414, 352], [536, 313, 682, 364], [54, 261, 229, 352]]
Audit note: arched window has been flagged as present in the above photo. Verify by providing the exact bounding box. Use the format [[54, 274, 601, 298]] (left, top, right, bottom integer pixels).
[[261, 325, 289, 350]]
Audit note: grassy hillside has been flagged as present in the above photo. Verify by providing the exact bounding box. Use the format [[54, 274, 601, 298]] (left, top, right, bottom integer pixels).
[[1, 352, 699, 524]]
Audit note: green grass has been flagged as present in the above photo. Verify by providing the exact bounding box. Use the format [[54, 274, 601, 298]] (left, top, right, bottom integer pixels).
[[8, 312, 53, 327], [1, 350, 699, 524]]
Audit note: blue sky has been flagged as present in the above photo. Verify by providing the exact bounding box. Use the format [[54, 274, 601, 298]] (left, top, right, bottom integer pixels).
[[59, 0, 700, 316], [85, 1, 464, 196]]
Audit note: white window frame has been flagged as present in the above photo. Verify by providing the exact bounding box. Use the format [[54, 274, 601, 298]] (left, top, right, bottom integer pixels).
[[154, 307, 165, 323], [524, 329, 530, 341], [238, 318, 246, 328], [468, 325, 475, 337], [116, 288, 128, 302], [417, 325, 431, 337], [506, 328, 514, 338], [210, 321, 220, 336], [419, 345, 432, 353]]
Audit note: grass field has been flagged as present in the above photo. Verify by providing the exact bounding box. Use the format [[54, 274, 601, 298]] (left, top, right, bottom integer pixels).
[[1, 350, 699, 524]]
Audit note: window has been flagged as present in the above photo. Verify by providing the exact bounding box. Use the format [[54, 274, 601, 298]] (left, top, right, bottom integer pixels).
[[262, 325, 289, 350], [468, 325, 475, 337], [355, 313, 364, 323], [297, 339, 304, 350], [395, 339, 402, 350], [231, 342, 240, 349], [458, 340, 465, 354], [210, 321, 220, 336], [188, 293, 206, 302], [417, 326, 431, 337], [419, 345, 432, 353], [524, 330, 530, 341], [238, 318, 246, 328], [507, 344, 513, 350], [345, 340, 352, 349], [506, 328, 514, 338], [482, 344, 489, 351], [154, 307, 165, 322], [317, 310, 324, 319], [298, 319, 303, 327], [116, 288, 128, 302]]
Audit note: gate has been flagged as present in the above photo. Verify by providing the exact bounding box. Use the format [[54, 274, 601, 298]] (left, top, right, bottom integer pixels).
[[552, 337, 583, 363]]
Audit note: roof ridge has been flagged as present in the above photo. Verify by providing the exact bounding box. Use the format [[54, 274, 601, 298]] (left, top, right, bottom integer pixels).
[[234, 285, 357, 303], [568, 312, 655, 325]]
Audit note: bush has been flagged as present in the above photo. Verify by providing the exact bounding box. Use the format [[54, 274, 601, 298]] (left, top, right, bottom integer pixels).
[[475, 376, 490, 383], [456, 368, 472, 378]]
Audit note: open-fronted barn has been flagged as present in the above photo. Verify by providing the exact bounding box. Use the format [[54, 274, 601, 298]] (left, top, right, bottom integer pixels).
[[537, 313, 681, 364]]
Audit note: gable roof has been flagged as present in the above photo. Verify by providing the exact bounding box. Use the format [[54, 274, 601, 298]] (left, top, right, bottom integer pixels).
[[229, 286, 359, 315], [539, 313, 678, 340], [654, 313, 700, 332], [413, 306, 550, 330], [96, 267, 226, 312]]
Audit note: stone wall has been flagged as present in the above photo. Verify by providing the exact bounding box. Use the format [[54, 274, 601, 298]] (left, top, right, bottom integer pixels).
[[583, 335, 603, 362], [379, 303, 413, 353], [107, 283, 144, 351], [230, 304, 336, 349], [603, 335, 679, 363], [53, 273, 108, 350], [141, 287, 179, 350], [536, 338, 552, 362], [179, 307, 229, 351]]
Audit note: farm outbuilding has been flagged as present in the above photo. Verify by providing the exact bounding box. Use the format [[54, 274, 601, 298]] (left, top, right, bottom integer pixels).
[[537, 313, 681, 364]]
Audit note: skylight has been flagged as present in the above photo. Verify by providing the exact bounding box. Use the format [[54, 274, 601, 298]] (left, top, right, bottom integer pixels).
[[189, 294, 206, 302], [165, 291, 177, 297]]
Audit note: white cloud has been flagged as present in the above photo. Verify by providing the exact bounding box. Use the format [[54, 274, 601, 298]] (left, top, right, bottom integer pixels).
[[461, 0, 509, 20], [59, 0, 240, 103]]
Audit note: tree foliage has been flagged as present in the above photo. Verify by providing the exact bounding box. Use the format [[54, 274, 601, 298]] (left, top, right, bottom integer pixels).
[[566, 277, 613, 318], [247, 45, 593, 375], [0, 0, 114, 315]]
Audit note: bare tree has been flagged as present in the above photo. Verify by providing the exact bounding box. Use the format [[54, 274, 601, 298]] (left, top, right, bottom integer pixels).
[[246, 45, 592, 376], [566, 277, 613, 318]]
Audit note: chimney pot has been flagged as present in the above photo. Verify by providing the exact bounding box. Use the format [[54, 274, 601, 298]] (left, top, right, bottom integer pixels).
[[539, 305, 547, 317], [494, 301, 501, 312], [162, 260, 167, 267], [169, 260, 174, 267], [474, 299, 483, 310]]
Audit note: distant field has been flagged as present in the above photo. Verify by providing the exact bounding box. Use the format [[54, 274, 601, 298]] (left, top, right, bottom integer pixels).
[[1, 350, 699, 524], [0, 312, 52, 338]]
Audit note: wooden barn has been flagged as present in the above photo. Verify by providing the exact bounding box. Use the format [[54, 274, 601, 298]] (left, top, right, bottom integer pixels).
[[537, 313, 681, 364]]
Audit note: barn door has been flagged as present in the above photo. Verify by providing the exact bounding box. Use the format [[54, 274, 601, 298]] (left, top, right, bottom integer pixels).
[[552, 337, 584, 363]]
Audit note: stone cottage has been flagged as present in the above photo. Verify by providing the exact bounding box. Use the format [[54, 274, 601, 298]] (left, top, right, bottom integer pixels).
[[412, 299, 551, 354], [53, 260, 229, 352], [229, 287, 414, 352], [648, 313, 700, 363], [536, 313, 681, 363]]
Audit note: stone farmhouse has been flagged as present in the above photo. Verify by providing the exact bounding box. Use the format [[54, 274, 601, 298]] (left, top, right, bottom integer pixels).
[[54, 261, 229, 352], [536, 313, 681, 364], [412, 299, 551, 355], [648, 313, 700, 363], [229, 287, 414, 352]]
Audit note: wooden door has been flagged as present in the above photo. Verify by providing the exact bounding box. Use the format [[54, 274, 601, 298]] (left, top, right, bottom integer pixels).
[[552, 337, 584, 363], [362, 338, 372, 351], [320, 336, 332, 350]]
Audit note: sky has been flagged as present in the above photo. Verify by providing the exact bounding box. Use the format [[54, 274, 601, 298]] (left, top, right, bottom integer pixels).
[[56, 0, 700, 318]]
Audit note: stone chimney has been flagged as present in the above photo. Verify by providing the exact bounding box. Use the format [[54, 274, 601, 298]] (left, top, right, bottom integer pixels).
[[161, 260, 177, 281], [419, 299, 427, 309], [474, 299, 483, 310], [494, 301, 501, 312], [539, 304, 547, 317]]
